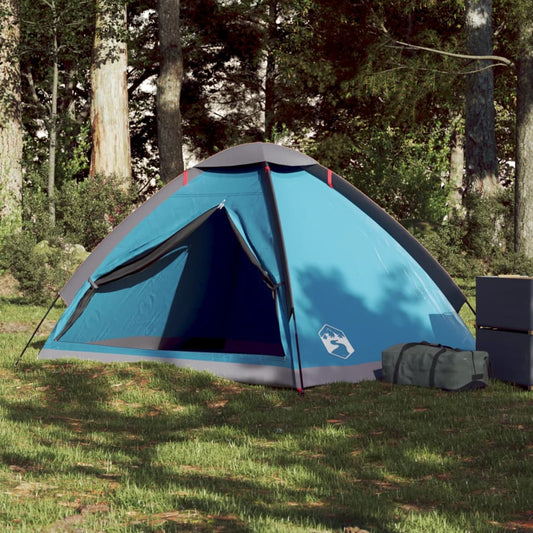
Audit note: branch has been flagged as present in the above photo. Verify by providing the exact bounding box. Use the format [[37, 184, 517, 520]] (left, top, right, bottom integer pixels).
[[128, 66, 159, 97], [390, 39, 514, 68], [22, 65, 50, 114], [375, 62, 511, 77], [380, 24, 514, 69]]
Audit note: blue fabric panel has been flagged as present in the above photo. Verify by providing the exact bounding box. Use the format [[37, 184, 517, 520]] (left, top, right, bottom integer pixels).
[[91, 167, 282, 285], [60, 248, 189, 344], [271, 168, 475, 371]]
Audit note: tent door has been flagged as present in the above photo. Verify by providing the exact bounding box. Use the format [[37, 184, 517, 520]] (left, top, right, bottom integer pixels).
[[57, 206, 285, 357], [163, 207, 284, 356]]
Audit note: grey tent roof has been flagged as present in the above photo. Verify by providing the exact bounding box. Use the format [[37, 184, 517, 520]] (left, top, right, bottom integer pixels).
[[197, 142, 317, 168]]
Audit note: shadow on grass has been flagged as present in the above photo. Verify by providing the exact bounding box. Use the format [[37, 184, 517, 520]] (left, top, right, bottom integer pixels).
[[4, 361, 530, 532], [0, 295, 30, 307], [1, 360, 408, 532], [30, 340, 46, 351]]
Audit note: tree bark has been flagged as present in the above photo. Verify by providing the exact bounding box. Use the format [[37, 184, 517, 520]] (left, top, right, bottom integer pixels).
[[89, 0, 131, 187], [157, 0, 184, 184], [515, 18, 533, 259], [449, 116, 465, 214], [48, 1, 59, 224], [264, 0, 278, 141], [464, 0, 499, 196], [0, 0, 23, 227]]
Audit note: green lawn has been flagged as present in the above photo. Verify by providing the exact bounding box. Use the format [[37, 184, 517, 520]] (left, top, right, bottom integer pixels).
[[0, 288, 532, 532]]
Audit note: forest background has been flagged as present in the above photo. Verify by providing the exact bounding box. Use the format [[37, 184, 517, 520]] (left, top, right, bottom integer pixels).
[[1, 0, 533, 303]]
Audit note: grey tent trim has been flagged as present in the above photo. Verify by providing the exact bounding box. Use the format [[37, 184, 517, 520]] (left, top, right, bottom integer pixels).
[[38, 348, 381, 387], [196, 142, 317, 168], [39, 348, 296, 387], [60, 142, 467, 312]]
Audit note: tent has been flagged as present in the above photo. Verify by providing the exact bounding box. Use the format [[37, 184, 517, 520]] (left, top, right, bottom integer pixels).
[[39, 142, 474, 390]]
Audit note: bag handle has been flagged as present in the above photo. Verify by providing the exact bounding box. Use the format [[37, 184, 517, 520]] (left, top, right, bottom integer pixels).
[[393, 343, 418, 384], [429, 347, 448, 388], [470, 350, 487, 381], [419, 340, 460, 352]]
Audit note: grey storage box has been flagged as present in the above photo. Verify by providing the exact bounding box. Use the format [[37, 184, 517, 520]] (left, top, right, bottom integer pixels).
[[476, 276, 533, 389], [476, 329, 533, 388], [476, 276, 533, 332]]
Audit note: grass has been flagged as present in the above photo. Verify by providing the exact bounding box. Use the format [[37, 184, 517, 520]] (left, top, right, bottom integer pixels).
[[0, 288, 532, 532]]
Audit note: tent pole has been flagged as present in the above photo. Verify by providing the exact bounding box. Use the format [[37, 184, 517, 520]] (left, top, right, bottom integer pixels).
[[14, 292, 60, 368], [263, 164, 305, 393], [290, 311, 305, 395]]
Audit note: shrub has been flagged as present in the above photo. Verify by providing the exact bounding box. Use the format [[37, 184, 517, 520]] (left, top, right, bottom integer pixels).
[[407, 187, 533, 283], [308, 123, 453, 225], [0, 233, 58, 304], [56, 175, 136, 250], [407, 219, 483, 280], [0, 174, 136, 303]]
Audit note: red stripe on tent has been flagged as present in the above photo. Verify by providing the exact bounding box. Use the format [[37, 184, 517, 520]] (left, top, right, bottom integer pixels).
[[327, 169, 333, 188], [183, 169, 188, 186]]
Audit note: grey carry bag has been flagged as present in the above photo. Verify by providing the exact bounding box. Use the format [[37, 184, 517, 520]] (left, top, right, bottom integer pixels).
[[382, 342, 489, 391]]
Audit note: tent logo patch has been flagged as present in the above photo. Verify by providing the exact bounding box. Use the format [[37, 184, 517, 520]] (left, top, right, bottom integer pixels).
[[318, 324, 355, 359]]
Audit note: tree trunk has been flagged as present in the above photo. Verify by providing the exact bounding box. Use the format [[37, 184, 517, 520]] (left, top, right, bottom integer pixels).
[[515, 18, 533, 259], [464, 0, 499, 196], [0, 0, 23, 228], [264, 0, 278, 141], [449, 118, 465, 214], [48, 2, 59, 224], [157, 0, 184, 184], [89, 0, 131, 187]]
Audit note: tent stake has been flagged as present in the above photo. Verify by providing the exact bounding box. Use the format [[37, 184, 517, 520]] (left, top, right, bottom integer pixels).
[[14, 293, 60, 368]]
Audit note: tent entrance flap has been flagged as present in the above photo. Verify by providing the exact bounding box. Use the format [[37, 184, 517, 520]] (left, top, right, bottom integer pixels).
[[58, 207, 285, 357]]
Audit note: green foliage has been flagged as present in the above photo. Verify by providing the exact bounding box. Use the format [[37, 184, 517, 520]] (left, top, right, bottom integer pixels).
[[307, 121, 453, 224], [57, 120, 91, 186], [355, 125, 452, 223], [20, 0, 94, 180], [411, 220, 484, 280], [0, 232, 62, 304], [0, 208, 21, 264], [0, 232, 92, 305], [20, 174, 55, 243], [463, 191, 514, 259], [410, 188, 533, 280], [0, 174, 135, 303], [56, 174, 136, 250]]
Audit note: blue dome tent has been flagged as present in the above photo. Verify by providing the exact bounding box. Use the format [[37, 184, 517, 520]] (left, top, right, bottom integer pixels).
[[39, 143, 474, 390]]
